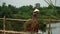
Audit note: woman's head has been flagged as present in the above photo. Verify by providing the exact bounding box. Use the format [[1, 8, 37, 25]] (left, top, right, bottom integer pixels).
[[33, 9, 39, 14]]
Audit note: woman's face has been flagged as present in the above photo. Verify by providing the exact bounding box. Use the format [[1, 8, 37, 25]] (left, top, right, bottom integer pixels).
[[33, 12, 39, 15], [35, 11, 39, 14]]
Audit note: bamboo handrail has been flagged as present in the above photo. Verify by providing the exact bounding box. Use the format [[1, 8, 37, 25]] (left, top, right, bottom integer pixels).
[[0, 18, 60, 22]]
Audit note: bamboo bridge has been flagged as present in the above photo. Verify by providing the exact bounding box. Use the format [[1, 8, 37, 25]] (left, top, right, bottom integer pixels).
[[0, 17, 60, 34]]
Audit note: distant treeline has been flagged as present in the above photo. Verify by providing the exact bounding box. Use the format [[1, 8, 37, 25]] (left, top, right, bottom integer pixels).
[[0, 3, 60, 19]]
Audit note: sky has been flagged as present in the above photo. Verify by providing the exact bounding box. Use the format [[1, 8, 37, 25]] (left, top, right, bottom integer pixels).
[[0, 0, 60, 7]]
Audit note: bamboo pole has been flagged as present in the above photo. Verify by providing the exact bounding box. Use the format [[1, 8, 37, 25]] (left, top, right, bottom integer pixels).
[[3, 16, 6, 34], [0, 18, 60, 22], [48, 18, 51, 34], [55, 0, 56, 6]]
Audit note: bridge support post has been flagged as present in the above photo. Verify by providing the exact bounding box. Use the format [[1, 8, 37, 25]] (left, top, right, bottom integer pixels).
[[48, 19, 51, 34], [3, 16, 6, 34]]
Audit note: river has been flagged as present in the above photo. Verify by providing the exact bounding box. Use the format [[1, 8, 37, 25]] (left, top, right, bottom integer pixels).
[[38, 22, 60, 34], [46, 22, 60, 34]]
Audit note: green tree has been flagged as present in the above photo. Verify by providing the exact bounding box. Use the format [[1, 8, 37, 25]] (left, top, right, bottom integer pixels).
[[1, 3, 12, 18]]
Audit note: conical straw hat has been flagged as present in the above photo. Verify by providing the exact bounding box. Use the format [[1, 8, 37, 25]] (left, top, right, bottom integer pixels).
[[33, 9, 39, 12]]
